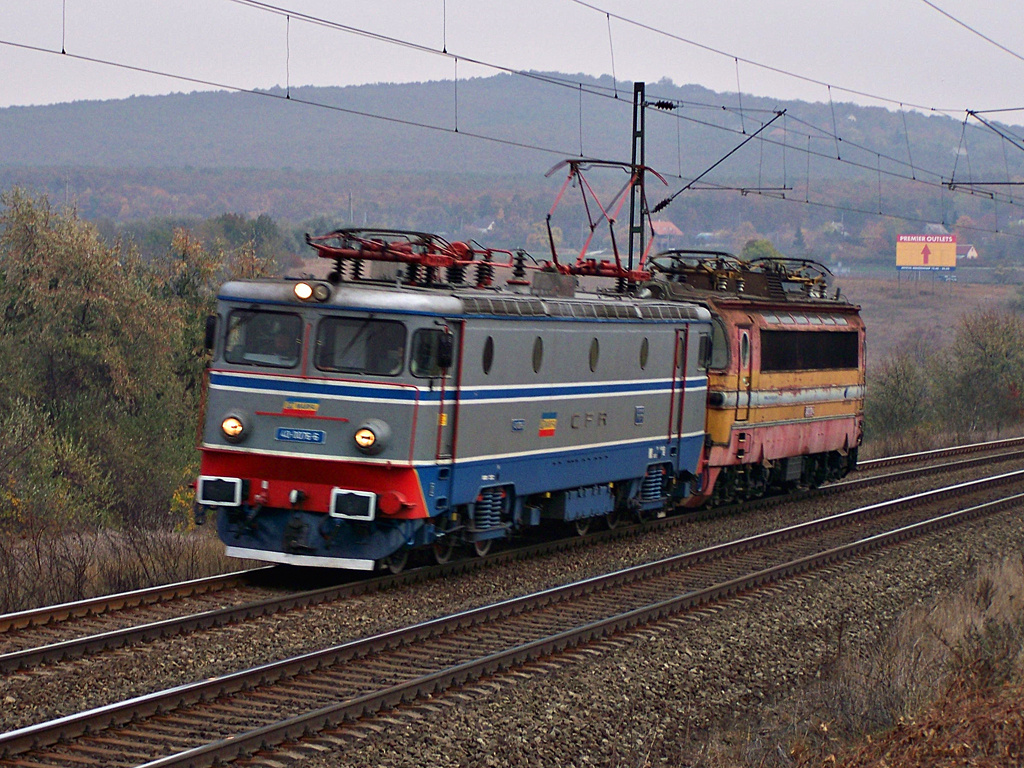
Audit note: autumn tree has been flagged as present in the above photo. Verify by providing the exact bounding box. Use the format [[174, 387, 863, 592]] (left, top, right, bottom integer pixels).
[[864, 350, 930, 452], [739, 238, 785, 261], [930, 310, 1024, 438], [0, 191, 191, 527]]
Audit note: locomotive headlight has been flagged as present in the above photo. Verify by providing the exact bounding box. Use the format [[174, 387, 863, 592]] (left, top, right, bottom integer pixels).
[[354, 428, 376, 449], [221, 414, 248, 443], [293, 282, 331, 302], [352, 419, 391, 455]]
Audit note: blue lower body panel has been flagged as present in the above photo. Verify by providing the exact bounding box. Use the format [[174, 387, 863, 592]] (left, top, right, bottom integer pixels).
[[445, 435, 704, 506]]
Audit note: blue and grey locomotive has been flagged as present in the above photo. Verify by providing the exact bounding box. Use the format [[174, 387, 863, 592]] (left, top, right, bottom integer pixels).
[[195, 227, 714, 570]]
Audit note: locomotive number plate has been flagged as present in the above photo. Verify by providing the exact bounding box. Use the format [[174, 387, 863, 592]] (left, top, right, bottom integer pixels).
[[276, 428, 326, 444]]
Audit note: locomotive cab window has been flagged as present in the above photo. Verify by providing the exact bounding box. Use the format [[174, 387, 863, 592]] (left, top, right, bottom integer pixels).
[[315, 317, 406, 376], [411, 328, 450, 378], [697, 332, 712, 371], [709, 318, 729, 370], [224, 310, 303, 368]]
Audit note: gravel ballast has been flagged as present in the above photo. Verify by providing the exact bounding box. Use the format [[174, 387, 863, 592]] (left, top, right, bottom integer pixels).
[[2, 463, 1022, 767]]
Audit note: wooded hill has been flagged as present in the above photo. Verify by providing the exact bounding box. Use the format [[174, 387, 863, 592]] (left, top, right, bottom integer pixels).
[[2, 73, 1017, 179], [2, 73, 1023, 267]]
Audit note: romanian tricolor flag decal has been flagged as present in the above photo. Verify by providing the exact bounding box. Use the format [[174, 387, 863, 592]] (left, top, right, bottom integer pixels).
[[282, 398, 320, 416], [538, 412, 557, 437]]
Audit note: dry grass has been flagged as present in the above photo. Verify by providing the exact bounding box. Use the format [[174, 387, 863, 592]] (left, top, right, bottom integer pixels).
[[0, 524, 237, 613], [840, 277, 1016, 366], [694, 556, 1024, 767]]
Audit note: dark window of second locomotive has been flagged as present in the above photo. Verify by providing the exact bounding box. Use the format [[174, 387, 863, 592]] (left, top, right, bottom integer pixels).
[[532, 336, 543, 373], [761, 330, 859, 371], [589, 338, 600, 372], [698, 333, 712, 370], [710, 318, 729, 369], [482, 336, 495, 375], [639, 337, 649, 369]]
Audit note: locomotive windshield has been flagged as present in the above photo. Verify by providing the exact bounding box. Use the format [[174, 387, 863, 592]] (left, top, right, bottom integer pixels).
[[315, 317, 406, 376], [224, 310, 302, 368]]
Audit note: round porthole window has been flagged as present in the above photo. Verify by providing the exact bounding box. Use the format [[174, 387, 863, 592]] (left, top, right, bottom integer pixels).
[[639, 337, 649, 369], [532, 336, 543, 373], [483, 336, 494, 375], [589, 338, 600, 372]]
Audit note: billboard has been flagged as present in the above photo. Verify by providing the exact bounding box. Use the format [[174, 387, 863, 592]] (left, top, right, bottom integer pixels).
[[896, 234, 956, 271]]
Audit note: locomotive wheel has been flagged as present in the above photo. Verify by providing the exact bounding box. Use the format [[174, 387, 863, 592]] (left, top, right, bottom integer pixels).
[[432, 517, 459, 565], [605, 509, 623, 530], [472, 539, 492, 558], [574, 517, 592, 536], [379, 547, 409, 574]]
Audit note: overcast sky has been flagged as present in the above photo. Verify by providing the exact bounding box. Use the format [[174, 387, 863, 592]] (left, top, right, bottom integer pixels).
[[1, 0, 1023, 119]]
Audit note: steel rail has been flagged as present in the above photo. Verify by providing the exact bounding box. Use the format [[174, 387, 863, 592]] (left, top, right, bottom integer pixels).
[[135, 490, 1024, 768], [0, 568, 272, 633], [2, 469, 1022, 764], [0, 433, 1013, 641], [855, 436, 1024, 471], [3, 448, 1022, 674], [2, 436, 1013, 635]]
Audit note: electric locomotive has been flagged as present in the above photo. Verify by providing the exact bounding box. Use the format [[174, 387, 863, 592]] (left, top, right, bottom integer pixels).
[[195, 229, 714, 570], [644, 250, 865, 505]]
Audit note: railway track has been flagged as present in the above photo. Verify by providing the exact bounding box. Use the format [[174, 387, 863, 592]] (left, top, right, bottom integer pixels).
[[854, 435, 1024, 471], [1, 467, 1022, 767], [1, 439, 1021, 676]]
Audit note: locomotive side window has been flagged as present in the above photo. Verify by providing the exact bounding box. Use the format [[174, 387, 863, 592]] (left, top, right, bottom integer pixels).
[[589, 338, 600, 372], [709, 318, 729, 369], [697, 333, 712, 371], [482, 336, 495, 375], [761, 330, 860, 371], [224, 310, 302, 368], [411, 329, 449, 378], [532, 337, 544, 373], [639, 337, 649, 369], [315, 317, 406, 376]]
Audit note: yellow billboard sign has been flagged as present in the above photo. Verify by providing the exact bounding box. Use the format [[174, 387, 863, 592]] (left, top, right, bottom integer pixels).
[[896, 234, 956, 271]]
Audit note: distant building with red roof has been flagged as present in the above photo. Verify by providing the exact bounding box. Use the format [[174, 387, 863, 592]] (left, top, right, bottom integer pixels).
[[651, 220, 684, 249]]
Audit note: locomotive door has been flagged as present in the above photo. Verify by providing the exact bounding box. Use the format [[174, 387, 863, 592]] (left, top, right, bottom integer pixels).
[[735, 327, 752, 421], [433, 322, 461, 463], [671, 327, 691, 452]]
